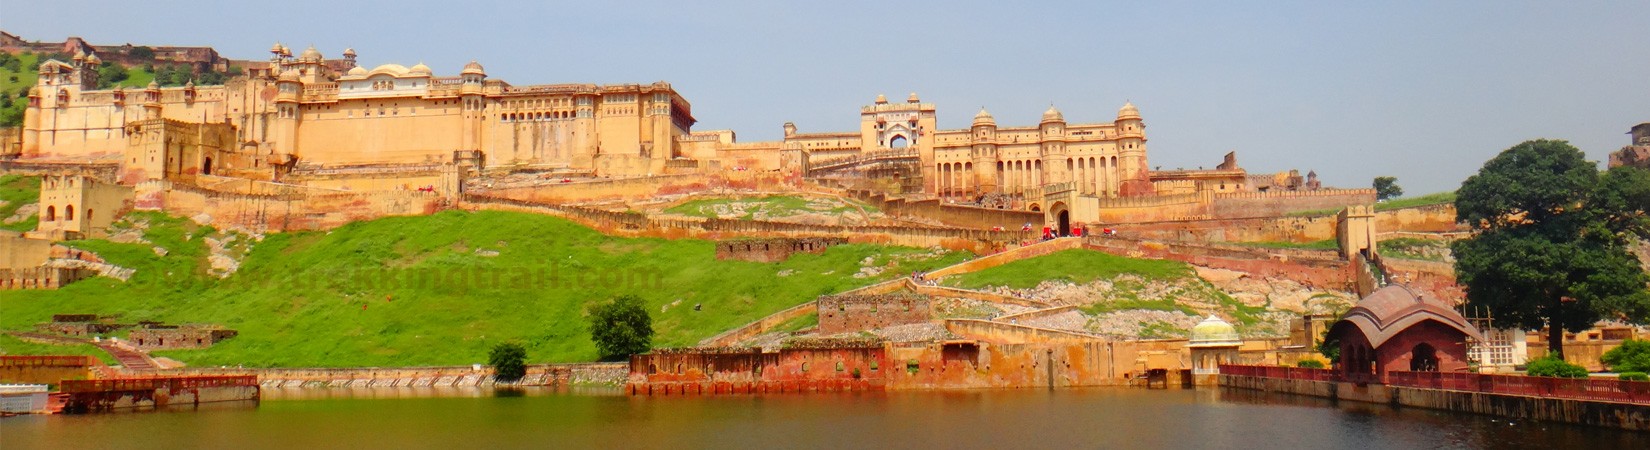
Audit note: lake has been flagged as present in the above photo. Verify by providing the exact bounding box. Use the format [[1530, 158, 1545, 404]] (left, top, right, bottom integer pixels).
[[2, 387, 1643, 449]]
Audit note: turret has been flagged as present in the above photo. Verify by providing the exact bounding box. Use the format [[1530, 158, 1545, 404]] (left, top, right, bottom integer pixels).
[[783, 122, 796, 138], [971, 108, 999, 193], [459, 61, 488, 152], [272, 70, 301, 155], [1115, 102, 1153, 196], [142, 80, 161, 120]]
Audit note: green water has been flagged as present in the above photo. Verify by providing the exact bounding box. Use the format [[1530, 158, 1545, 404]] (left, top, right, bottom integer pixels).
[[2, 387, 1642, 449]]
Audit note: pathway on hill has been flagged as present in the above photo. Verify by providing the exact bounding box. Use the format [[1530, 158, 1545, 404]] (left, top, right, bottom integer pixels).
[[7, 331, 159, 373]]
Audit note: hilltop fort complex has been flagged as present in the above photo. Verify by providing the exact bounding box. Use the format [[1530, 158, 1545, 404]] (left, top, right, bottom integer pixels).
[[6, 40, 1373, 238], [7, 36, 1644, 413]]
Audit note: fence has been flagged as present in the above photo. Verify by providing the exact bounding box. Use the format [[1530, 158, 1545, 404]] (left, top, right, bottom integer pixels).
[[60, 375, 259, 393], [1388, 371, 1650, 405], [1220, 364, 1650, 405], [0, 355, 98, 368], [1217, 364, 1334, 382]]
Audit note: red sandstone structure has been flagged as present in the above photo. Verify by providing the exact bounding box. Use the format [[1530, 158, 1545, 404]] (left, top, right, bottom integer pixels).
[[1326, 285, 1482, 383]]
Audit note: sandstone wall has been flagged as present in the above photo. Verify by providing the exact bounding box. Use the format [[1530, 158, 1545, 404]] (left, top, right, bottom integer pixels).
[[1210, 189, 1376, 219], [817, 294, 931, 335], [1375, 203, 1461, 233]]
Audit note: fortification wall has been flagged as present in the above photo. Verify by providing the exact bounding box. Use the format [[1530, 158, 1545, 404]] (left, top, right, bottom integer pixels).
[[627, 345, 886, 395], [851, 190, 1043, 229], [715, 237, 844, 263], [1375, 203, 1461, 233], [476, 172, 796, 205], [0, 266, 97, 289], [1115, 215, 1340, 243], [138, 181, 446, 232], [1085, 237, 1354, 291], [925, 238, 1083, 278], [818, 294, 932, 335], [943, 319, 1101, 344], [1210, 189, 1375, 219]]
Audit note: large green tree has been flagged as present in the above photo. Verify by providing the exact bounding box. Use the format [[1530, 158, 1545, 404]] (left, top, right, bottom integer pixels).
[[587, 294, 653, 361], [1452, 139, 1650, 359], [1373, 176, 1404, 201]]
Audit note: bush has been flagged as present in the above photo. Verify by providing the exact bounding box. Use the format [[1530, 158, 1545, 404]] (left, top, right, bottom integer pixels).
[[1297, 359, 1325, 369], [1525, 355, 1589, 378], [587, 294, 653, 361], [1620, 372, 1649, 382], [1601, 339, 1650, 373], [489, 342, 527, 382]]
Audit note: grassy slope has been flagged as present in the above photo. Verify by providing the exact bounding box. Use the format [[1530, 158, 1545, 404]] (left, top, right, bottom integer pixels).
[[0, 210, 968, 367], [944, 248, 1269, 326], [1377, 192, 1456, 211], [946, 248, 1192, 290], [0, 334, 118, 365], [665, 195, 878, 220], [1, 174, 41, 231]]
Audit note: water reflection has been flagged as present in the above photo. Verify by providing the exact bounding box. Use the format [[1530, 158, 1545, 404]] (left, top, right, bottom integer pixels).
[[3, 387, 1644, 449]]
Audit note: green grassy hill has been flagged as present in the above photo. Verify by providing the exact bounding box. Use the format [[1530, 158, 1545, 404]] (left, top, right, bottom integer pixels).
[[0, 174, 40, 231], [0, 210, 968, 367]]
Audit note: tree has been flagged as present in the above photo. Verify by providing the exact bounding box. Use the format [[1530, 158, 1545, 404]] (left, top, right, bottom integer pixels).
[[489, 342, 528, 382], [587, 294, 653, 361], [1602, 339, 1650, 373], [129, 46, 155, 60], [1452, 140, 1650, 359], [1373, 176, 1404, 201], [97, 62, 129, 89], [1525, 354, 1589, 378]]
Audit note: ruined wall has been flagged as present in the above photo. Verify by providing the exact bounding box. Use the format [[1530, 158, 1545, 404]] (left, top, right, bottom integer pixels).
[[944, 319, 1099, 343], [127, 327, 237, 350], [0, 266, 97, 289], [715, 237, 844, 263], [817, 294, 931, 335]]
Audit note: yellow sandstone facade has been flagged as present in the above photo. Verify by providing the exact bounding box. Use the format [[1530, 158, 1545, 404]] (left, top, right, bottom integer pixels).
[[18, 43, 1338, 234]]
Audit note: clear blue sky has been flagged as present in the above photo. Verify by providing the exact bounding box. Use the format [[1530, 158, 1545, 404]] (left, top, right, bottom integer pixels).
[[6, 1, 1645, 194]]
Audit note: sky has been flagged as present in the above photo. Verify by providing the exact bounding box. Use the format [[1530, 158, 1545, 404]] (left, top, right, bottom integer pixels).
[[4, 1, 1645, 194]]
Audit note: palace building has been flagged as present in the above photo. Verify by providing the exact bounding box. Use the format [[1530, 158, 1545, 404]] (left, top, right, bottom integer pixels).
[[14, 43, 1366, 233]]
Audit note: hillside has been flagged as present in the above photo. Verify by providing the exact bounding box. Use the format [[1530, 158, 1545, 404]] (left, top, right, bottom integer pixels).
[[0, 210, 969, 367], [943, 249, 1355, 339]]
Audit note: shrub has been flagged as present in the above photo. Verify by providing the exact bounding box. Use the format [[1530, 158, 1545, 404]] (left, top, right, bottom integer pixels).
[[1601, 339, 1650, 373], [1619, 372, 1648, 382], [587, 294, 653, 361], [1297, 359, 1325, 369], [1525, 355, 1588, 378], [489, 342, 527, 382]]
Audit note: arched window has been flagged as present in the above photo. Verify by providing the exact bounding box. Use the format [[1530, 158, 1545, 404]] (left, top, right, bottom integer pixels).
[[45, 206, 56, 221], [889, 135, 909, 149], [65, 205, 74, 221]]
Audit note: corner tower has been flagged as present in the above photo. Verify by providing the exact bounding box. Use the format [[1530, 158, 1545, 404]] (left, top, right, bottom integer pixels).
[[1115, 102, 1154, 196]]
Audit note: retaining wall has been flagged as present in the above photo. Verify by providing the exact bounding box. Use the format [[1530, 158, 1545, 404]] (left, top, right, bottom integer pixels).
[[1220, 374, 1650, 431]]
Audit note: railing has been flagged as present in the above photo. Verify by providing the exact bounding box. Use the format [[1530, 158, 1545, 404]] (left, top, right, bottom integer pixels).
[[1388, 371, 1650, 405], [60, 375, 259, 393], [1217, 364, 1334, 381], [0, 355, 98, 368]]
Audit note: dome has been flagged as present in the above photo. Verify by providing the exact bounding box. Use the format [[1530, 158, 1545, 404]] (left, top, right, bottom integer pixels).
[[85, 53, 101, 65], [1041, 105, 1064, 123], [347, 66, 368, 76], [299, 45, 322, 62], [146, 80, 160, 90], [1189, 315, 1241, 347], [409, 62, 432, 75], [270, 42, 284, 54], [461, 60, 486, 76], [907, 92, 920, 103], [279, 45, 291, 57], [875, 93, 888, 104], [277, 69, 300, 82], [1118, 101, 1140, 120], [72, 51, 85, 61], [343, 48, 357, 57], [971, 108, 996, 127], [1332, 285, 1483, 349]]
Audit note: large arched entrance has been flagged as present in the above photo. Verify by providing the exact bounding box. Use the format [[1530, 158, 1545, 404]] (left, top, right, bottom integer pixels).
[[202, 157, 213, 176], [1050, 202, 1070, 236]]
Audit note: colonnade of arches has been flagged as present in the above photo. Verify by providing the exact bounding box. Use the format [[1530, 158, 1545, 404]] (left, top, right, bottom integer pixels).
[[934, 155, 1125, 200]]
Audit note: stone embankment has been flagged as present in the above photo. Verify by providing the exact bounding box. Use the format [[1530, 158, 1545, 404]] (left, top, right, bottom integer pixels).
[[151, 363, 628, 388]]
